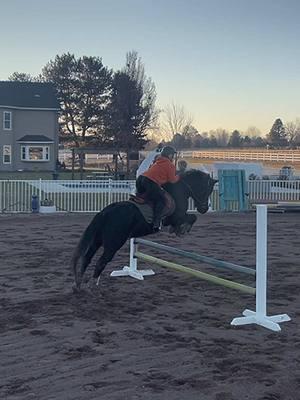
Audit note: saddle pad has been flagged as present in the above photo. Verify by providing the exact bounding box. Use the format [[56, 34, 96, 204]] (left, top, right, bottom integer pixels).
[[128, 191, 175, 224], [129, 200, 154, 224]]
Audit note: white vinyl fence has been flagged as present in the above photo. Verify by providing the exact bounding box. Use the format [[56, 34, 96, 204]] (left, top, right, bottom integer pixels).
[[0, 180, 135, 213], [179, 150, 300, 163], [0, 179, 300, 213]]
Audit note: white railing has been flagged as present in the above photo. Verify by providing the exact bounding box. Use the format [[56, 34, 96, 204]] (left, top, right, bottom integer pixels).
[[248, 180, 300, 201], [0, 179, 300, 213], [179, 150, 300, 163], [0, 179, 135, 213]]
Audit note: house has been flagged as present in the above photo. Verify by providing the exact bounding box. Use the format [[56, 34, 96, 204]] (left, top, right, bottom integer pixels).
[[0, 81, 60, 172]]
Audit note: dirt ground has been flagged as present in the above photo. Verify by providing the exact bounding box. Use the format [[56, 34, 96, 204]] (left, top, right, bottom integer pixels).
[[0, 211, 299, 400]]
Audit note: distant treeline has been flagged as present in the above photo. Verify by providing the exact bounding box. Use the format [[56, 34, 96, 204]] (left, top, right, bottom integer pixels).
[[149, 118, 300, 150]]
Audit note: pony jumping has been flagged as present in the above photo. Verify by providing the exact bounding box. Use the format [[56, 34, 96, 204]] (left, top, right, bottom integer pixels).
[[72, 170, 218, 289]]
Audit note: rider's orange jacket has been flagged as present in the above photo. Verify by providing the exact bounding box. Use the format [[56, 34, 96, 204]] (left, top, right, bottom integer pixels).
[[142, 156, 180, 186]]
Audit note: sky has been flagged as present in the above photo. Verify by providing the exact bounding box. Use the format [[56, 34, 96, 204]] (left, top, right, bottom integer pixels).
[[1, 0, 300, 135]]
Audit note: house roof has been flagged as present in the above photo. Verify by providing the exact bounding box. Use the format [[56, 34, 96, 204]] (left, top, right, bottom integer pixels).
[[0, 81, 60, 110], [18, 135, 54, 143]]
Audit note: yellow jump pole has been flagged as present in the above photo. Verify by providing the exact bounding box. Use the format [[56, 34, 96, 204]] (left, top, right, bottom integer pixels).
[[135, 251, 256, 295]]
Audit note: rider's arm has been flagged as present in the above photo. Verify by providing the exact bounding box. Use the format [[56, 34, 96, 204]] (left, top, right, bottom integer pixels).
[[167, 161, 180, 183]]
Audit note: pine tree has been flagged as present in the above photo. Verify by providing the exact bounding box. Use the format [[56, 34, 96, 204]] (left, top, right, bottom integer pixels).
[[42, 53, 113, 147], [267, 118, 287, 147], [228, 130, 243, 147], [104, 51, 157, 176]]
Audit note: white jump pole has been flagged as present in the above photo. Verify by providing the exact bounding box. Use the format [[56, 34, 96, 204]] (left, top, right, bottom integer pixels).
[[110, 238, 155, 280], [231, 205, 291, 331]]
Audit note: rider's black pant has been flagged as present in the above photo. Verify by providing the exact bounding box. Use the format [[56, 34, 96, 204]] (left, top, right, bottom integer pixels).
[[136, 175, 165, 227]]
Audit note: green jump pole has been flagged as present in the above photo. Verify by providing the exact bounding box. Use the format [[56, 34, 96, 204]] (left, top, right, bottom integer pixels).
[[135, 251, 256, 295]]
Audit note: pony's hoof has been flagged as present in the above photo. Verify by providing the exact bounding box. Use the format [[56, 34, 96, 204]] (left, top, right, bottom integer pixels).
[[87, 277, 99, 290], [186, 224, 192, 233], [72, 284, 81, 294], [74, 269, 82, 287], [175, 226, 186, 236], [181, 223, 192, 234], [169, 226, 175, 234]]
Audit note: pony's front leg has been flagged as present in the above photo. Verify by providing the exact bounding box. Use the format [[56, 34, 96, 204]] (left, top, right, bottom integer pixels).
[[163, 214, 183, 235], [183, 213, 197, 233], [169, 213, 197, 236]]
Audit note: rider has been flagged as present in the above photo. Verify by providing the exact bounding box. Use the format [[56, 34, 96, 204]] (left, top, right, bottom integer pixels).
[[176, 159, 188, 176], [136, 143, 163, 177], [136, 146, 179, 232]]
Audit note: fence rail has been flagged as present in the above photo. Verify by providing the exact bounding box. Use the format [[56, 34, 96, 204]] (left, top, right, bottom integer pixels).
[[1, 179, 300, 213], [180, 150, 300, 163], [0, 180, 135, 213]]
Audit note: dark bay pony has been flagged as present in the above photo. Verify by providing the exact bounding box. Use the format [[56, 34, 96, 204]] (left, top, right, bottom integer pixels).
[[72, 170, 217, 288]]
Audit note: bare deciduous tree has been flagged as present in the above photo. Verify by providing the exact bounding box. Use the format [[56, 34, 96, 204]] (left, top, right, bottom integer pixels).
[[285, 119, 300, 145], [8, 72, 40, 82], [209, 128, 229, 147], [123, 50, 158, 132], [244, 126, 262, 138], [160, 102, 193, 140]]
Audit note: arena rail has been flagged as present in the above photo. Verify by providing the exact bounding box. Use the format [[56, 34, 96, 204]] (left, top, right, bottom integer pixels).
[[180, 149, 300, 163], [111, 205, 291, 332], [0, 179, 299, 213]]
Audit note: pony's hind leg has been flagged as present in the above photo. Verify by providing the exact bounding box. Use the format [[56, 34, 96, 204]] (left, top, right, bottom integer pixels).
[[93, 248, 116, 284], [74, 238, 102, 289], [87, 214, 134, 287], [92, 236, 128, 286], [80, 241, 100, 280]]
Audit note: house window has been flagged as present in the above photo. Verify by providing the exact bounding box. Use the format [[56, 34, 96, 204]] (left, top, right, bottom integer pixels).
[[21, 146, 50, 161], [3, 145, 11, 164], [3, 111, 12, 130]]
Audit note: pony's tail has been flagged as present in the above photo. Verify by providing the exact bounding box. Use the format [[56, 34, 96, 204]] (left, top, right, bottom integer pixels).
[[71, 213, 104, 288]]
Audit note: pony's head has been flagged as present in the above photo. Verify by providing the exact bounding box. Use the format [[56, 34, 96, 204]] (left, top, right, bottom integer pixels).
[[181, 170, 218, 214]]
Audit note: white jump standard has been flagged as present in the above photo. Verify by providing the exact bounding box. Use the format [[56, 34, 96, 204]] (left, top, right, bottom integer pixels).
[[231, 205, 291, 331], [110, 236, 156, 281], [111, 205, 291, 332]]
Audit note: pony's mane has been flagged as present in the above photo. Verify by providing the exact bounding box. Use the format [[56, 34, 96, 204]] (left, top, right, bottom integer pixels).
[[181, 169, 209, 179]]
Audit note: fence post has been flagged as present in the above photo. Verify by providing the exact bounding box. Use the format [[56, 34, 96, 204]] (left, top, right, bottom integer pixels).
[[39, 178, 42, 200], [108, 178, 112, 204]]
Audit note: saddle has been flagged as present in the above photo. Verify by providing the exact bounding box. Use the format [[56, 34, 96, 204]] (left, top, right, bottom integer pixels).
[[128, 191, 175, 224]]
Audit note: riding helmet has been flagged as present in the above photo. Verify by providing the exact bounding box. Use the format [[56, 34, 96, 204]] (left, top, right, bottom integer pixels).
[[161, 146, 177, 157]]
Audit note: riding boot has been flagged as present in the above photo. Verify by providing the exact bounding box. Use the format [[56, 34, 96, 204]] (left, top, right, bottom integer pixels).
[[152, 203, 165, 232]]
